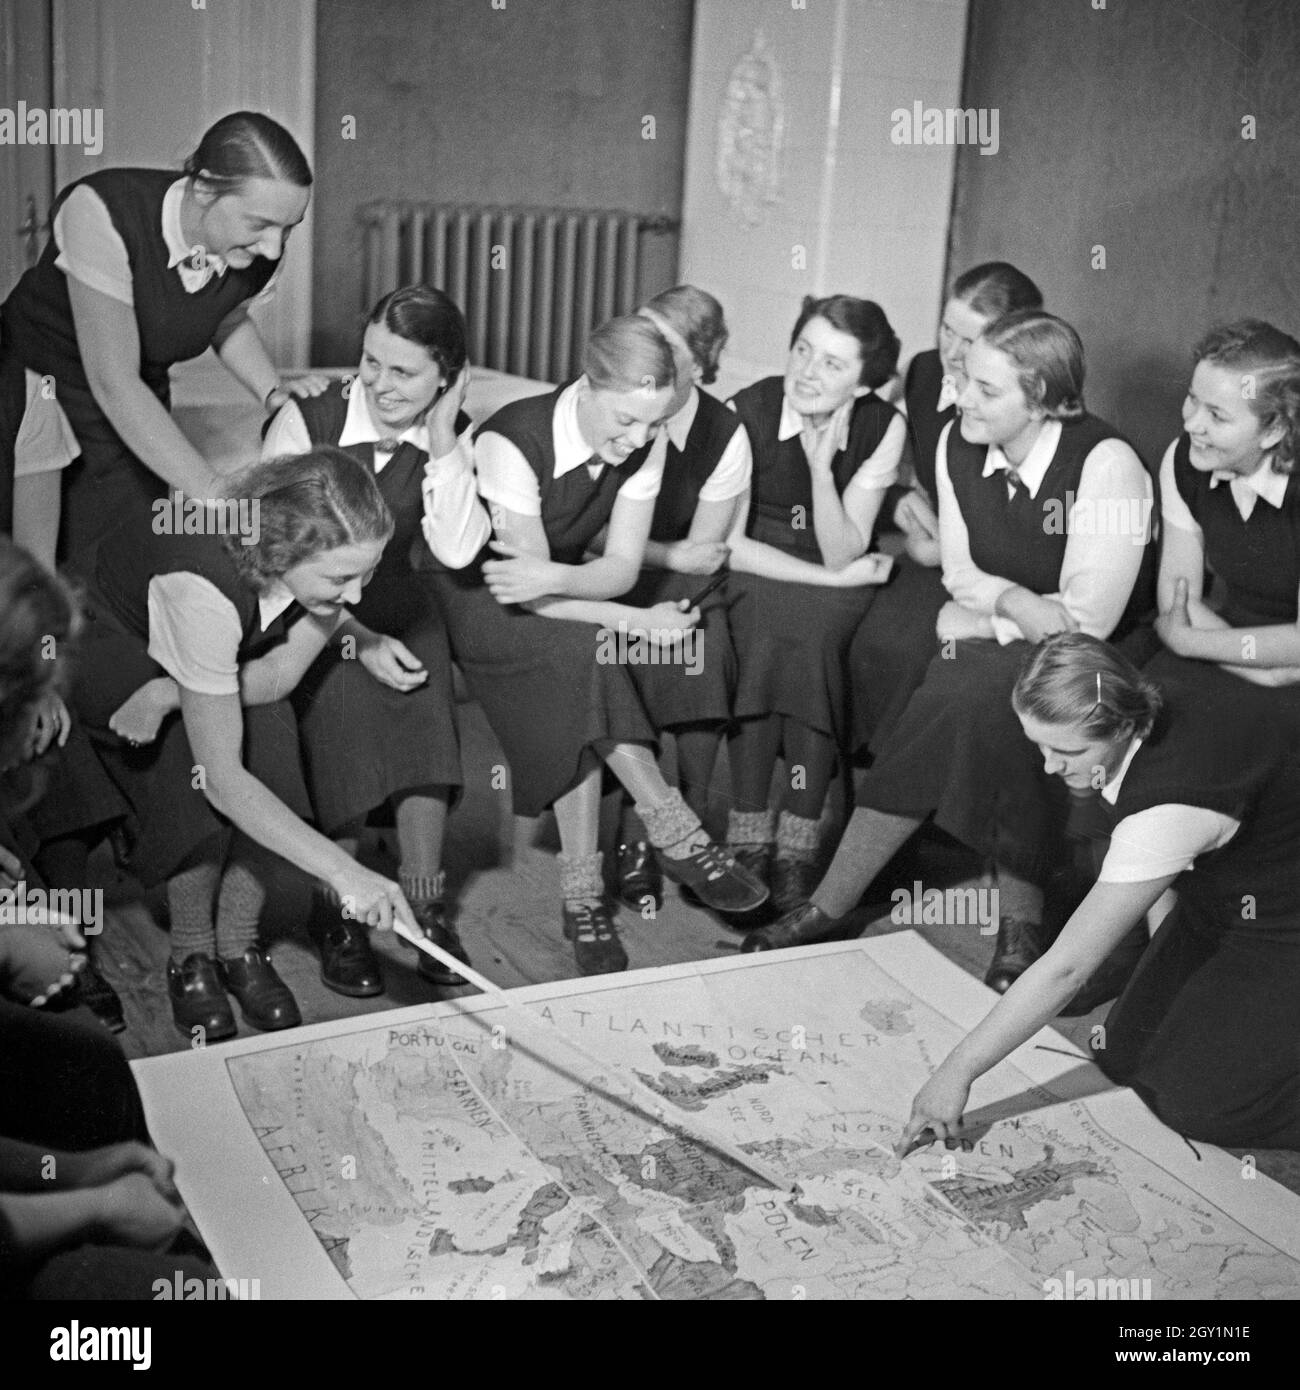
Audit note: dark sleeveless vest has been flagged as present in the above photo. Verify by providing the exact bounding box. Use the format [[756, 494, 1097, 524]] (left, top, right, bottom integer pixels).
[[292, 381, 472, 580], [1170, 433, 1300, 626], [649, 388, 744, 542], [93, 518, 301, 664], [1, 168, 277, 405], [945, 413, 1156, 636], [729, 375, 898, 561], [1112, 683, 1300, 938], [475, 384, 656, 565], [903, 348, 953, 504]]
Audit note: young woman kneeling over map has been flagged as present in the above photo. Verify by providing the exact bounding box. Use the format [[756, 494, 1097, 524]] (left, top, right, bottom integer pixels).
[[900, 632, 1300, 1153]]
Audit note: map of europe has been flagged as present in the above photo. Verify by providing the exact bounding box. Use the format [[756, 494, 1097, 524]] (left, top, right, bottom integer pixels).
[[202, 939, 1300, 1300]]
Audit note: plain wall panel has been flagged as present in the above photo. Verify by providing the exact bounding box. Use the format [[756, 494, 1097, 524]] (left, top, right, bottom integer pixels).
[[949, 0, 1300, 466], [311, 0, 693, 365]]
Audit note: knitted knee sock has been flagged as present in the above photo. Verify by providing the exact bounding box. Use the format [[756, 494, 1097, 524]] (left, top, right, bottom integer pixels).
[[557, 851, 604, 909], [727, 808, 775, 852], [167, 854, 222, 963], [400, 869, 446, 907], [635, 788, 705, 859], [214, 839, 267, 959], [776, 809, 821, 864]]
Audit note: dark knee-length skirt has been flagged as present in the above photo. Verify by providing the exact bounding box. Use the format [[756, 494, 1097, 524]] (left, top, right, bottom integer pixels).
[[1095, 912, 1300, 1149], [70, 597, 312, 888], [727, 572, 876, 744], [1145, 647, 1300, 748], [848, 554, 947, 758], [856, 637, 1070, 882], [619, 568, 735, 730], [12, 721, 129, 842], [291, 573, 462, 834], [432, 570, 657, 816]]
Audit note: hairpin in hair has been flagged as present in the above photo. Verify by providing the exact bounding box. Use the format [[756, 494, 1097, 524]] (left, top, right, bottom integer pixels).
[[1089, 671, 1104, 714]]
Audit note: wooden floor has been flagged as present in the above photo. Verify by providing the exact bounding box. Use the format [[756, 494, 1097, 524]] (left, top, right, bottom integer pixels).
[[71, 694, 1300, 1196]]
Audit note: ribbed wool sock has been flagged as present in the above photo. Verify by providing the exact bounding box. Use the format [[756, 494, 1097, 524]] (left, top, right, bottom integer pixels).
[[635, 788, 704, 860], [214, 852, 266, 960], [557, 851, 604, 909], [400, 869, 446, 906], [167, 855, 221, 962], [727, 808, 775, 850], [776, 809, 821, 862]]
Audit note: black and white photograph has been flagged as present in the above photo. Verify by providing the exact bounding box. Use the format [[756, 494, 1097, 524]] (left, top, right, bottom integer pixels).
[[1, 0, 1298, 1345]]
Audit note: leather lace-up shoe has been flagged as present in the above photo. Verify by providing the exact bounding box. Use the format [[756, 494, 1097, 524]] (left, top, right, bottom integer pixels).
[[218, 946, 301, 1031], [404, 900, 471, 986], [740, 901, 840, 953], [689, 844, 774, 927], [656, 838, 768, 914], [983, 915, 1042, 994], [562, 901, 628, 975], [615, 841, 663, 912], [319, 917, 384, 997], [167, 953, 236, 1040]]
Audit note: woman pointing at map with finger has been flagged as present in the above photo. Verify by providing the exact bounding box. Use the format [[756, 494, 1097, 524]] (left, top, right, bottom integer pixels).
[[899, 632, 1300, 1157]]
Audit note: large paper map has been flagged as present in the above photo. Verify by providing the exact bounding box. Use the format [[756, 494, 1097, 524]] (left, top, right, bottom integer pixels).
[[133, 936, 1300, 1299]]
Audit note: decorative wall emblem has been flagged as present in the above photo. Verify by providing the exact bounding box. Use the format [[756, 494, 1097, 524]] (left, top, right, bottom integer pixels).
[[715, 30, 785, 227]]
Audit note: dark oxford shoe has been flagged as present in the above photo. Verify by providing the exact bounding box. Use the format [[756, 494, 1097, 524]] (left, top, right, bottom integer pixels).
[[740, 901, 840, 953], [167, 953, 236, 1041], [218, 946, 301, 1032]]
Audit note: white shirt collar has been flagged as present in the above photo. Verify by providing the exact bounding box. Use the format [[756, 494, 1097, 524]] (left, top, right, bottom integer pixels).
[[778, 395, 852, 454], [1208, 455, 1289, 521], [1100, 735, 1144, 805], [936, 374, 959, 412], [981, 419, 1063, 499], [338, 380, 429, 459], [664, 387, 700, 451], [162, 178, 228, 291], [257, 582, 296, 632], [553, 380, 610, 478]]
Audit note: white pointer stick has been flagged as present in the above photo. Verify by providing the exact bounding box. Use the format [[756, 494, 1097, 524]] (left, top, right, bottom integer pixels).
[[391, 917, 793, 1192]]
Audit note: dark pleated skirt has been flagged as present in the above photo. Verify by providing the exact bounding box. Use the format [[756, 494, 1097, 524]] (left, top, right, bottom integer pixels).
[[847, 554, 947, 757], [49, 376, 167, 568], [20, 721, 130, 840], [69, 595, 312, 887], [619, 568, 735, 729], [856, 637, 1070, 882], [728, 571, 876, 743], [432, 570, 656, 816], [1095, 911, 1300, 1149], [290, 573, 462, 834], [1144, 646, 1300, 747]]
